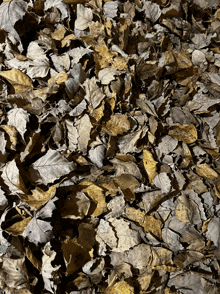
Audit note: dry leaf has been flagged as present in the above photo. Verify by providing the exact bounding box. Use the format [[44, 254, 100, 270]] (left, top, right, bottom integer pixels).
[[104, 114, 130, 136], [143, 149, 158, 184], [195, 163, 218, 180], [0, 68, 33, 93], [169, 124, 197, 144]]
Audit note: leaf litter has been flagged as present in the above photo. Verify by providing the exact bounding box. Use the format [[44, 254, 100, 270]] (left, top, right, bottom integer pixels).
[[0, 0, 220, 293]]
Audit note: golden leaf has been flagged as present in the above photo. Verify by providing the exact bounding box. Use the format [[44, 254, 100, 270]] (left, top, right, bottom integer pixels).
[[195, 163, 218, 180], [52, 26, 66, 41], [6, 217, 32, 236], [105, 280, 134, 294], [169, 124, 197, 144], [215, 8, 220, 20], [126, 207, 162, 239], [1, 125, 18, 150], [81, 182, 106, 216], [143, 149, 158, 183], [104, 114, 130, 136], [20, 184, 59, 211], [61, 34, 78, 47], [0, 68, 33, 93]]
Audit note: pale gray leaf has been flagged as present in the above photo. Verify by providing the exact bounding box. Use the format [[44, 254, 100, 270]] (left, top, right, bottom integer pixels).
[[29, 149, 76, 184], [153, 173, 171, 193], [44, 0, 70, 20], [75, 114, 92, 154], [103, 1, 118, 19], [23, 217, 53, 245], [143, 1, 161, 23], [89, 144, 105, 168], [75, 4, 93, 30], [83, 77, 105, 109], [0, 0, 28, 52], [7, 108, 29, 140]]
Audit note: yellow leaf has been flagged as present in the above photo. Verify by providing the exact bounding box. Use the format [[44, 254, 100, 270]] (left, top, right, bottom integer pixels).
[[20, 184, 59, 211], [105, 281, 134, 294], [0, 68, 33, 93], [1, 125, 18, 150], [6, 217, 32, 236], [195, 163, 218, 180], [125, 207, 162, 239], [169, 124, 197, 144], [61, 34, 78, 47], [143, 149, 158, 184], [81, 182, 106, 216], [104, 114, 130, 136], [52, 26, 66, 41], [215, 8, 220, 20]]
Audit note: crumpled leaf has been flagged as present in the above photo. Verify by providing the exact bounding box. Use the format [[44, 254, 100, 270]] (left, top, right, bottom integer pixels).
[[81, 182, 106, 216], [0, 0, 28, 52], [127, 244, 151, 269], [29, 149, 76, 185], [44, 0, 70, 20], [143, 0, 161, 23], [153, 173, 171, 194], [75, 4, 93, 30], [42, 242, 61, 293]]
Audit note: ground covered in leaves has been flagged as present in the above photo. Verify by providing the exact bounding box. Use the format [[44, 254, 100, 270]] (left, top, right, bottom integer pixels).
[[1, 0, 220, 293]]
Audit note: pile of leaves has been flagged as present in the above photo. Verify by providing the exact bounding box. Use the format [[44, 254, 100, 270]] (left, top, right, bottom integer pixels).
[[1, 0, 220, 293]]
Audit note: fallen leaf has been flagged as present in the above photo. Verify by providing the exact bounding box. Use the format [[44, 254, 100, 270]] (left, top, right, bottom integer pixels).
[[169, 124, 197, 144], [195, 163, 218, 180], [0, 68, 33, 93], [143, 149, 158, 184], [29, 149, 76, 185], [104, 114, 130, 136]]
